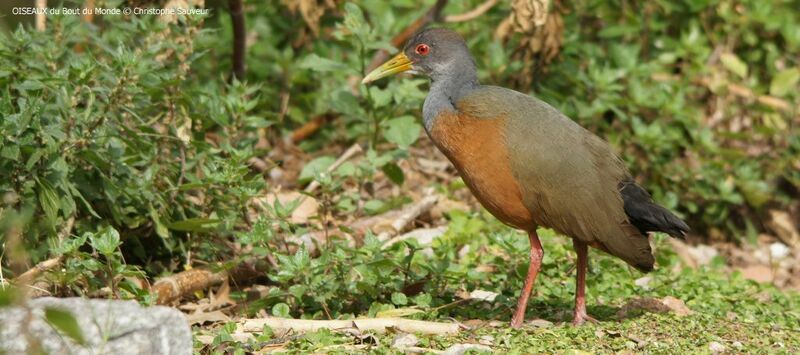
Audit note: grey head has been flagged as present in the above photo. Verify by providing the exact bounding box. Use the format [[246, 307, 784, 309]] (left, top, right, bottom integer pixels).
[[402, 28, 478, 86], [361, 28, 480, 131]]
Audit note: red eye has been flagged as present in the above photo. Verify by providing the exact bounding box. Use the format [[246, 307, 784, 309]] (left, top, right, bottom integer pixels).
[[415, 44, 430, 56]]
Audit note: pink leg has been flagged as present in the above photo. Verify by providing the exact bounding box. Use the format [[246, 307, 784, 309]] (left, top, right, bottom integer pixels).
[[510, 230, 544, 328], [572, 239, 598, 325]]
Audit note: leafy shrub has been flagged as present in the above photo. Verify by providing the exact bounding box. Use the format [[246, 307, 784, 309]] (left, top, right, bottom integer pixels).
[[0, 12, 264, 276], [251, 1, 799, 239]]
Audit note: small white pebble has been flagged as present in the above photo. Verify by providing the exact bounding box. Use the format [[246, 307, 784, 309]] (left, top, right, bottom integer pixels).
[[478, 335, 495, 346], [732, 341, 744, 349], [709, 341, 726, 353], [469, 289, 499, 302], [769, 242, 790, 260], [391, 333, 419, 349], [634, 276, 653, 290]]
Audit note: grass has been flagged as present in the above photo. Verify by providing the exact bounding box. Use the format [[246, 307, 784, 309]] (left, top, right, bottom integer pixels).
[[194, 209, 800, 353]]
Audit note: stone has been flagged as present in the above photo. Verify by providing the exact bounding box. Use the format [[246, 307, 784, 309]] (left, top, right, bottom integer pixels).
[[391, 333, 419, 349], [442, 343, 492, 355], [661, 296, 693, 316], [0, 297, 191, 355], [709, 341, 726, 353]]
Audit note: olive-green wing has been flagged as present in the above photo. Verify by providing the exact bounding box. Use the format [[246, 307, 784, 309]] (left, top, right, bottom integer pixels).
[[458, 86, 654, 270]]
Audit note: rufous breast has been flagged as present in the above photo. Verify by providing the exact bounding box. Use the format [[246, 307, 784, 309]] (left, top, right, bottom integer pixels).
[[429, 110, 534, 231]]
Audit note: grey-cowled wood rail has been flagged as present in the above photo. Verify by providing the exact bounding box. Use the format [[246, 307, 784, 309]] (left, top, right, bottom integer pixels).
[[362, 28, 690, 327]]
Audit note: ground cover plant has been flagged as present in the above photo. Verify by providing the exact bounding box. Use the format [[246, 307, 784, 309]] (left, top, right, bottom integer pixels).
[[0, 0, 798, 353]]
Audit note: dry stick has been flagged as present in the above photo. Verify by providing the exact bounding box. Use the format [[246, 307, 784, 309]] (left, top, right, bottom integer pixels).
[[16, 217, 75, 296], [444, 0, 499, 22], [152, 258, 261, 305], [238, 317, 462, 335], [366, 0, 449, 72], [82, 0, 95, 23], [651, 73, 796, 113], [152, 269, 228, 305], [290, 115, 327, 143], [376, 194, 440, 242], [35, 0, 46, 32], [228, 0, 246, 80], [304, 143, 364, 194]]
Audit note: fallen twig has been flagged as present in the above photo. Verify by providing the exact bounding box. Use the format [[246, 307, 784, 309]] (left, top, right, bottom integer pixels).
[[290, 114, 334, 144], [651, 73, 796, 113], [304, 143, 364, 194], [35, 0, 46, 31], [238, 316, 462, 335], [152, 259, 261, 304], [228, 0, 246, 80], [376, 194, 440, 242], [152, 269, 228, 305], [16, 216, 75, 296], [382, 226, 448, 249], [444, 0, 499, 22]]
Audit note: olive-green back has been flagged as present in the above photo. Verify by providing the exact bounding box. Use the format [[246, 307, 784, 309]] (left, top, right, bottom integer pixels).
[[458, 86, 654, 270]]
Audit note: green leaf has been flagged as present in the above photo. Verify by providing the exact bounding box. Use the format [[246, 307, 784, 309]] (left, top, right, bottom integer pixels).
[[382, 116, 421, 148], [369, 86, 392, 108], [769, 68, 800, 97], [381, 163, 404, 185], [272, 303, 291, 318], [343, 3, 370, 40], [37, 179, 60, 225], [149, 206, 170, 239], [44, 307, 86, 345], [391, 292, 408, 306], [0, 287, 22, 308], [298, 54, 347, 72], [90, 227, 121, 256], [15, 80, 45, 91], [167, 218, 221, 232], [299, 156, 336, 183], [720, 53, 748, 78], [363, 199, 386, 215], [1, 145, 20, 161]]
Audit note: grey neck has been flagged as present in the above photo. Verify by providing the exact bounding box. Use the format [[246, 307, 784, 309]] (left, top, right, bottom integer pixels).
[[422, 59, 479, 133]]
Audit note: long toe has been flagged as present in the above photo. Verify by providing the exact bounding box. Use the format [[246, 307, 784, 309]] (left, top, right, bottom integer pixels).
[[571, 312, 599, 326]]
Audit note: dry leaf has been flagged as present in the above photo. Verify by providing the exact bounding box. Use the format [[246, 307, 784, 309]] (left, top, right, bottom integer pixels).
[[767, 210, 799, 249], [392, 333, 419, 349], [739, 264, 773, 283], [661, 296, 693, 316], [256, 190, 319, 224], [442, 343, 492, 355], [187, 310, 230, 325]]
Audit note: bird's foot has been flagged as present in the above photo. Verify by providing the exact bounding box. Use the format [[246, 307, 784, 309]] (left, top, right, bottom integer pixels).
[[571, 312, 598, 326], [509, 314, 525, 329]]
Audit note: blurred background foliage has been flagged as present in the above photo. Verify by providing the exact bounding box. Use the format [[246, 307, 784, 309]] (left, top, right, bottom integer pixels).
[[0, 0, 798, 284]]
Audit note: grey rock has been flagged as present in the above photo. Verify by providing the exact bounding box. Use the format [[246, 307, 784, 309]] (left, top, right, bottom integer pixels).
[[0, 297, 191, 355]]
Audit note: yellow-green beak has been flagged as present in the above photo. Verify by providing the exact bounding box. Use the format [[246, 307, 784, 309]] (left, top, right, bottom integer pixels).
[[361, 52, 412, 84]]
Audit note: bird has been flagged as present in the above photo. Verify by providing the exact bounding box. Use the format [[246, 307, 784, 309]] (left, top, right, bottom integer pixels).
[[362, 28, 690, 327]]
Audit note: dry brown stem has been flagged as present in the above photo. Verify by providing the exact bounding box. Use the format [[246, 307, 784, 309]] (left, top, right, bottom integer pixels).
[[376, 194, 440, 242], [304, 143, 364, 194], [239, 317, 462, 335], [16, 217, 75, 296], [445, 0, 499, 22]]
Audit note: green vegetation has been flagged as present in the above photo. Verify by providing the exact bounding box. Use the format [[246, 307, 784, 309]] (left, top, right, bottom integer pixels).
[[200, 217, 800, 353], [1, 0, 798, 353]]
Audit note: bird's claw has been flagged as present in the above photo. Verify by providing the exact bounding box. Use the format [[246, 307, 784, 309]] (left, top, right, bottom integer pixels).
[[571, 312, 599, 326]]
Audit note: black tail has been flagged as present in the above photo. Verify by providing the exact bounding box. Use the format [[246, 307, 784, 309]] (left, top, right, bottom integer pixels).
[[619, 180, 690, 239]]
